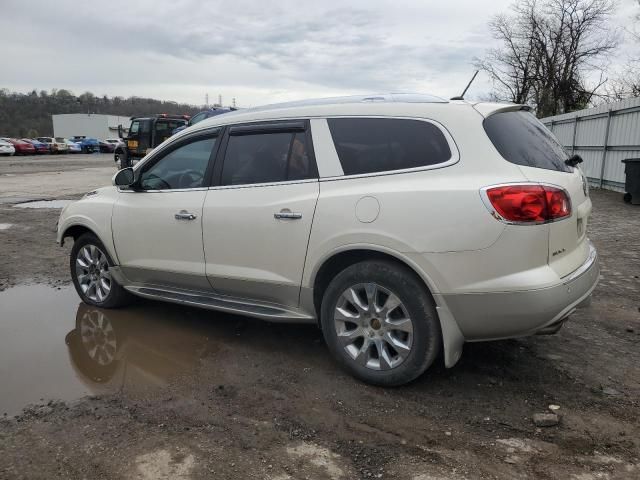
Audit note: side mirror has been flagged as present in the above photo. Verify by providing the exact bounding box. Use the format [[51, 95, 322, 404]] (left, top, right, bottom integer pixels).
[[112, 167, 135, 187], [565, 154, 583, 167], [118, 124, 124, 139]]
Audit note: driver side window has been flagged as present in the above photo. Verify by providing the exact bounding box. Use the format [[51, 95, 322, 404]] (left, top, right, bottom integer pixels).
[[140, 137, 216, 190]]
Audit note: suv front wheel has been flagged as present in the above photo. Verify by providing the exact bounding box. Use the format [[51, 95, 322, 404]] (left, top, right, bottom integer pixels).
[[320, 260, 441, 386], [70, 232, 132, 308]]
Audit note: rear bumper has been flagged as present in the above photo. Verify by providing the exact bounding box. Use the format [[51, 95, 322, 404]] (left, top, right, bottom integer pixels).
[[440, 243, 599, 341]]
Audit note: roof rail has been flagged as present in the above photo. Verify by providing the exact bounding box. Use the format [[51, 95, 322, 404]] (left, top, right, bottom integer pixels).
[[235, 93, 448, 115]]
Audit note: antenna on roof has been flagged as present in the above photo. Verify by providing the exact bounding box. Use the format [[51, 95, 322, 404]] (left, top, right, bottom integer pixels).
[[450, 70, 479, 101]]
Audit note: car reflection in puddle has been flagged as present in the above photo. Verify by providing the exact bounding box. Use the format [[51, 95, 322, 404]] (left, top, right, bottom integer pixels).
[[65, 302, 214, 393], [0, 284, 322, 417], [0, 285, 223, 416]]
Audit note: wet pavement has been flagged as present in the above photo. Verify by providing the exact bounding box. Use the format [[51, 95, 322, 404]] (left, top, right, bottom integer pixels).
[[13, 200, 74, 209], [0, 284, 249, 416]]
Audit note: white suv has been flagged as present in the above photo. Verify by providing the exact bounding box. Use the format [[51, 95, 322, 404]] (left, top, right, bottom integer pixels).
[[37, 136, 68, 153], [57, 94, 599, 386]]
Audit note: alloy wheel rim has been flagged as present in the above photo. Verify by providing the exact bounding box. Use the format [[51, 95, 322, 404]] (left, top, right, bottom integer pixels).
[[334, 283, 414, 370], [75, 244, 112, 302]]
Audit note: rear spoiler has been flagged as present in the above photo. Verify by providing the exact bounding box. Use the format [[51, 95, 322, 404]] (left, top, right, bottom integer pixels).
[[471, 102, 531, 118]]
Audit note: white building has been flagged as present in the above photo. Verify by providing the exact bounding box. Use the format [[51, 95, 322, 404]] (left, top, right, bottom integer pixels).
[[52, 114, 131, 140]]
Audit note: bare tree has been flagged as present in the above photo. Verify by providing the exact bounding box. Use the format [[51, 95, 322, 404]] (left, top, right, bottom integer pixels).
[[475, 0, 617, 117], [603, 0, 640, 100]]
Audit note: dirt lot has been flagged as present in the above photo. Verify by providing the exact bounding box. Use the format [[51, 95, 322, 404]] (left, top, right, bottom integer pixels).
[[0, 153, 115, 202], [0, 156, 639, 479]]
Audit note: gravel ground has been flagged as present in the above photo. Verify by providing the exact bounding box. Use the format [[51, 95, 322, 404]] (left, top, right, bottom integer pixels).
[[0, 153, 115, 201], [0, 156, 638, 479]]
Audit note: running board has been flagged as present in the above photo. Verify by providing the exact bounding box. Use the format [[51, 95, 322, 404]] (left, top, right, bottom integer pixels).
[[125, 285, 315, 323]]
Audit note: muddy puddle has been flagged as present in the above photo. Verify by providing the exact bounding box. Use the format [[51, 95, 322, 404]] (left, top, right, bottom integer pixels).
[[0, 284, 244, 416], [13, 199, 74, 209]]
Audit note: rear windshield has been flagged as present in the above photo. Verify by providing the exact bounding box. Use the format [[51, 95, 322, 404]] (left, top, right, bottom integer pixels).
[[55, 137, 65, 142], [483, 110, 571, 173]]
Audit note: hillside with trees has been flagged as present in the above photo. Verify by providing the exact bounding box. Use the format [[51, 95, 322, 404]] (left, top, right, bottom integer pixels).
[[0, 89, 202, 138]]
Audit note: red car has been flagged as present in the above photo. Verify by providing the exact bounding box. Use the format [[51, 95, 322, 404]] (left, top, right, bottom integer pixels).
[[22, 138, 50, 154], [1, 138, 36, 155]]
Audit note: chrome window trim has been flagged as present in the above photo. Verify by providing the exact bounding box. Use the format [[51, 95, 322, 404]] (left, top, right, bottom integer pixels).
[[478, 182, 573, 225], [318, 115, 460, 182], [118, 186, 209, 194], [207, 178, 318, 191]]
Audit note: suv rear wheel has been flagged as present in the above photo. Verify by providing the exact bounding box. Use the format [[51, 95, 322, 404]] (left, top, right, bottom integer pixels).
[[320, 260, 441, 386], [70, 232, 132, 308]]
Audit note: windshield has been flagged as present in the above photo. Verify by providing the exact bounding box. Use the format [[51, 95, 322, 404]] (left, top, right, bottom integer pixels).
[[129, 121, 140, 135], [483, 110, 571, 173]]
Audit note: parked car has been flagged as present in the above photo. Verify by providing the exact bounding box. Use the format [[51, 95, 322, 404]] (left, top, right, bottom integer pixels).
[[37, 136, 68, 154], [65, 139, 82, 153], [73, 137, 100, 153], [57, 94, 599, 386], [0, 138, 15, 156], [22, 138, 50, 154], [105, 138, 123, 147], [172, 108, 233, 135], [99, 140, 116, 153], [1, 138, 36, 155]]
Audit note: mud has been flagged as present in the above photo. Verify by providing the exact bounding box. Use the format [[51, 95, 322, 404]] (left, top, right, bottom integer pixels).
[[0, 160, 639, 478]]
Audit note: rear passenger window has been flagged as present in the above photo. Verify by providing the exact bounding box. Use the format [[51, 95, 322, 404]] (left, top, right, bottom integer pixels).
[[327, 118, 452, 175], [221, 131, 315, 185]]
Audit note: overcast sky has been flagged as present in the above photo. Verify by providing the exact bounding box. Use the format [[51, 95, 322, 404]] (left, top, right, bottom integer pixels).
[[1, 0, 638, 108]]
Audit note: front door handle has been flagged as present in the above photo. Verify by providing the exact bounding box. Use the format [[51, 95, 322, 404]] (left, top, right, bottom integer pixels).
[[175, 210, 197, 221], [274, 210, 302, 220]]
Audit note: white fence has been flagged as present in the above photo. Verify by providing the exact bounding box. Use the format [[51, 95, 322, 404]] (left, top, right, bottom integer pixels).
[[540, 97, 640, 192]]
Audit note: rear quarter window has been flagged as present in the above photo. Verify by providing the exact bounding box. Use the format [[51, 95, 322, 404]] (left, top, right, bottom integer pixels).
[[327, 118, 452, 175], [483, 110, 571, 173]]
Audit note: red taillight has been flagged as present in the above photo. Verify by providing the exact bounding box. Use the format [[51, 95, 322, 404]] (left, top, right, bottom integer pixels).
[[483, 184, 571, 223]]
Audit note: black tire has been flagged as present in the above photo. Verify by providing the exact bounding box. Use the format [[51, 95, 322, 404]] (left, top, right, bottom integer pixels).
[[320, 260, 441, 387], [70, 232, 133, 308], [623, 192, 632, 204]]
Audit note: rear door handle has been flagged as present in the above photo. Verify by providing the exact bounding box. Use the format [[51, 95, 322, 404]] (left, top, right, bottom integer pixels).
[[274, 210, 302, 220], [175, 210, 197, 220]]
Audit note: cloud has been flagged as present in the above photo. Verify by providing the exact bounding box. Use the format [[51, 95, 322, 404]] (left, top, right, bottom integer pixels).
[[0, 0, 633, 106]]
